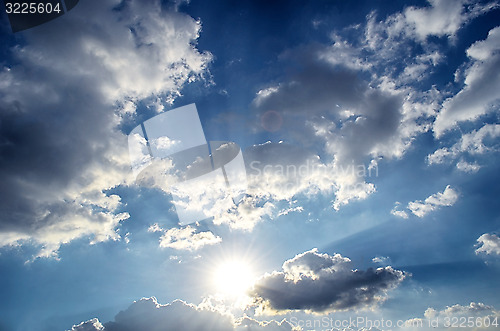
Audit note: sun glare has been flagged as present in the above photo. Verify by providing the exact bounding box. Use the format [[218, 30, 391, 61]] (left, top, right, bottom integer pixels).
[[213, 260, 255, 298]]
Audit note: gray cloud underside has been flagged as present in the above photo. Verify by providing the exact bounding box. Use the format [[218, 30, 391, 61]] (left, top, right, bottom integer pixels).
[[251, 249, 406, 313], [70, 297, 296, 331], [0, 0, 211, 258]]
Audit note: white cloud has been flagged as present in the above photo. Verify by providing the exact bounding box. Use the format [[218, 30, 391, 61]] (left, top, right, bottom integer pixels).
[[250, 249, 406, 314], [405, 302, 499, 330], [319, 33, 373, 71], [70, 297, 297, 331], [245, 0, 498, 217], [277, 206, 304, 217], [151, 225, 222, 251], [235, 316, 298, 330], [431, 302, 496, 318], [434, 26, 500, 137], [0, 0, 211, 258], [153, 136, 181, 151], [428, 124, 500, 166], [212, 196, 276, 231], [456, 159, 481, 173], [458, 125, 500, 153], [353, 1, 497, 105], [404, 0, 497, 41], [250, 53, 400, 208], [476, 233, 500, 256], [249, 0, 493, 211], [70, 318, 105, 331], [89, 297, 234, 331], [391, 202, 409, 219], [407, 186, 459, 218], [245, 142, 376, 211], [372, 256, 391, 265]]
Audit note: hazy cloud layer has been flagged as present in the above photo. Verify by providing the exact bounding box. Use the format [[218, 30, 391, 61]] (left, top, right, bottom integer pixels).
[[250, 249, 406, 314]]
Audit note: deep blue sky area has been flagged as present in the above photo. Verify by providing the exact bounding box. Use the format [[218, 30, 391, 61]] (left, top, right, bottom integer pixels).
[[1, 1, 500, 331]]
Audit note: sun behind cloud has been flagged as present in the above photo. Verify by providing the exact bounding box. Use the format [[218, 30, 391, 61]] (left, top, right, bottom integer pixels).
[[212, 259, 256, 300]]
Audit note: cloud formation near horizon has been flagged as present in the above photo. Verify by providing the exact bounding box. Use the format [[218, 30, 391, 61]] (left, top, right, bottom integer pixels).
[[70, 297, 297, 331], [405, 302, 499, 330]]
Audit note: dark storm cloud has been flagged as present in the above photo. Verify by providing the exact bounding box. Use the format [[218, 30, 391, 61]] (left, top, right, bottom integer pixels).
[[251, 249, 406, 313]]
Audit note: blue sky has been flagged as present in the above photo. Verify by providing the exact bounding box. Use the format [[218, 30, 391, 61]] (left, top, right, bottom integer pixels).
[[1, 0, 500, 330]]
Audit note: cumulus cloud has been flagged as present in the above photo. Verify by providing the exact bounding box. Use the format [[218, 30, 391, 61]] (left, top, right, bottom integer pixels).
[[70, 297, 297, 331], [323, 0, 497, 81], [211, 195, 276, 231], [391, 186, 458, 218], [251, 50, 401, 208], [404, 0, 497, 41], [357, 1, 494, 83], [246, 141, 380, 211], [434, 26, 500, 137], [456, 159, 481, 173], [407, 186, 459, 217], [427, 124, 500, 170], [70, 318, 105, 331], [405, 302, 499, 330], [253, 54, 404, 161], [248, 0, 494, 210], [235, 316, 298, 330], [0, 0, 211, 258], [425, 302, 495, 319], [250, 249, 406, 314], [341, 1, 498, 141], [147, 224, 222, 251], [258, 1, 499, 187], [476, 233, 500, 256]]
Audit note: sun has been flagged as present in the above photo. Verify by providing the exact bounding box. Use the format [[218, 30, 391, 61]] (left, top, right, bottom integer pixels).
[[212, 260, 255, 298]]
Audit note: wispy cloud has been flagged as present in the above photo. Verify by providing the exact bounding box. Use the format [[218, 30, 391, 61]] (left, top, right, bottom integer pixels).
[[147, 224, 222, 251], [428, 124, 500, 171], [393, 186, 459, 218], [434, 26, 500, 137], [404, 0, 498, 41], [405, 302, 499, 330]]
